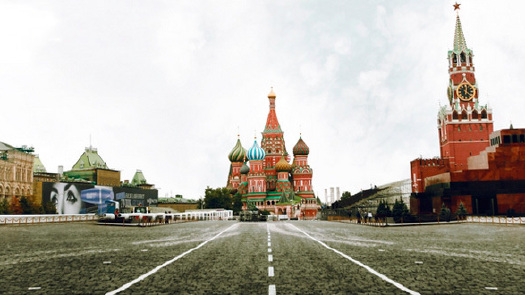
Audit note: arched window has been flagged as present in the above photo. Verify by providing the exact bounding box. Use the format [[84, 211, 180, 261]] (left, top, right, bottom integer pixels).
[[472, 110, 478, 120], [452, 53, 457, 64], [453, 111, 459, 120], [481, 110, 487, 119], [461, 111, 468, 120], [460, 52, 466, 64]]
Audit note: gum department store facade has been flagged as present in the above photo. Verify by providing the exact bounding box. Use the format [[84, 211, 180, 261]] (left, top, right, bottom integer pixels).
[[227, 89, 319, 219]]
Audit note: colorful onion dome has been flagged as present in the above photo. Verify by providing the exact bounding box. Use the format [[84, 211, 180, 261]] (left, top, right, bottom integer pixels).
[[228, 138, 247, 162], [275, 156, 291, 172], [293, 137, 309, 155], [240, 162, 250, 174], [247, 140, 265, 160]]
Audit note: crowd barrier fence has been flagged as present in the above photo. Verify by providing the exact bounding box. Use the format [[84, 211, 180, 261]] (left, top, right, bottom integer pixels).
[[0, 214, 98, 225]]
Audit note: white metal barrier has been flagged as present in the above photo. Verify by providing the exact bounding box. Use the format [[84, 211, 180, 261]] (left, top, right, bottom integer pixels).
[[0, 214, 98, 225], [466, 216, 524, 225], [171, 209, 233, 221]]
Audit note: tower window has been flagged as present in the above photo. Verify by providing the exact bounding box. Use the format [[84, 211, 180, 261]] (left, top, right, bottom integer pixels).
[[472, 110, 478, 120], [453, 111, 459, 120], [520, 134, 525, 143], [481, 110, 487, 119], [462, 111, 468, 120]]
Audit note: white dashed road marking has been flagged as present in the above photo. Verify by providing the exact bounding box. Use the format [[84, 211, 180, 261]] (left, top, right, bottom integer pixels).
[[268, 266, 274, 277], [268, 248, 272, 253], [268, 254, 273, 262], [289, 224, 421, 295], [105, 224, 237, 295], [269, 284, 276, 295]]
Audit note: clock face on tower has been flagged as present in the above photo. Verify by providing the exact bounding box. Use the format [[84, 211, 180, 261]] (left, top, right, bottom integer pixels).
[[456, 82, 476, 101]]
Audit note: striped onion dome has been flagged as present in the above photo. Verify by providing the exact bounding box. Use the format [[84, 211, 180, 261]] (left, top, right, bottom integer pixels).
[[247, 140, 265, 161], [240, 162, 250, 174], [228, 138, 247, 162], [275, 156, 291, 172], [293, 137, 309, 155]]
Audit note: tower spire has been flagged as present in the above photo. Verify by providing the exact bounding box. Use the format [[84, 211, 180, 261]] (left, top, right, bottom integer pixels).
[[453, 4, 468, 52]]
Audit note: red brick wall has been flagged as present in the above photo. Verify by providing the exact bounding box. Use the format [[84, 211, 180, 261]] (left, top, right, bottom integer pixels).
[[497, 194, 525, 214]]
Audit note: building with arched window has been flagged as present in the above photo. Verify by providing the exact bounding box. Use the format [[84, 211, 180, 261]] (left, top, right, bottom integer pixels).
[[0, 142, 34, 203]]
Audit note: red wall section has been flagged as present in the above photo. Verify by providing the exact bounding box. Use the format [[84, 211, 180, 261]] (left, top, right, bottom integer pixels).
[[497, 194, 525, 214]]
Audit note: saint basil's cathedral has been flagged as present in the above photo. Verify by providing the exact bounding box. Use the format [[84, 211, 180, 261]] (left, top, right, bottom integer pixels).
[[227, 88, 319, 219]]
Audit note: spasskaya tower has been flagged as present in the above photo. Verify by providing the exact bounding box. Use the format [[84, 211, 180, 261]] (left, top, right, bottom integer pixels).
[[437, 3, 493, 171]]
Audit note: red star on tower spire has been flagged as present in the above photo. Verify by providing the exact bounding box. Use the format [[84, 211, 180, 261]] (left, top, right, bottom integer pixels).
[[453, 2, 461, 11]]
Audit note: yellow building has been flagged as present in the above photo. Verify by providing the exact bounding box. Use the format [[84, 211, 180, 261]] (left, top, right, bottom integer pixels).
[[0, 142, 34, 201]]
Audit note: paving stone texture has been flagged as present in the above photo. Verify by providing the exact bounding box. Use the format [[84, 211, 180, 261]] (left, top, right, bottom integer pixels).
[[0, 221, 523, 294]]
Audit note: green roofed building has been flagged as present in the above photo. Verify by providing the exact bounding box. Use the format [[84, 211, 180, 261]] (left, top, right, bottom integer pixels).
[[130, 169, 155, 189], [63, 146, 121, 187]]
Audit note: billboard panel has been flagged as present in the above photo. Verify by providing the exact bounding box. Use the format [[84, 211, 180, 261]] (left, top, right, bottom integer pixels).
[[42, 182, 158, 214]]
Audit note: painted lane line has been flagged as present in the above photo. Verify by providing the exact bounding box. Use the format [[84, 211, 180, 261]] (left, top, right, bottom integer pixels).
[[485, 287, 498, 290], [268, 242, 271, 247], [288, 224, 420, 295], [268, 254, 273, 262], [106, 224, 237, 295], [28, 287, 41, 290], [268, 248, 272, 253], [268, 266, 274, 277], [269, 284, 276, 295]]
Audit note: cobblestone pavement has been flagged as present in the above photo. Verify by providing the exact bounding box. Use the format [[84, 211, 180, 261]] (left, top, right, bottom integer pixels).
[[0, 221, 523, 294]]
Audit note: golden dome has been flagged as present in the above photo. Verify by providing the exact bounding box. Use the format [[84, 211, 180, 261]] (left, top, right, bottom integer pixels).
[[275, 155, 291, 172], [268, 87, 276, 98]]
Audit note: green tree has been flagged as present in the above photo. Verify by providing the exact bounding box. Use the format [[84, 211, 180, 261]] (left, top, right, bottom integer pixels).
[[20, 196, 31, 214], [341, 191, 351, 200], [392, 199, 409, 223], [203, 187, 233, 210], [232, 193, 243, 214], [0, 198, 10, 214], [455, 202, 468, 220], [439, 203, 451, 222], [375, 200, 391, 221]]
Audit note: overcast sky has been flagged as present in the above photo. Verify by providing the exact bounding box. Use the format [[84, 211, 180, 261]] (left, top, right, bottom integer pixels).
[[2, 0, 524, 201]]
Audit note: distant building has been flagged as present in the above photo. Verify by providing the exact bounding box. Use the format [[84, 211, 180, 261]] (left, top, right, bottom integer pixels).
[[410, 9, 525, 216], [63, 146, 121, 186], [0, 142, 34, 201], [34, 146, 158, 214]]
